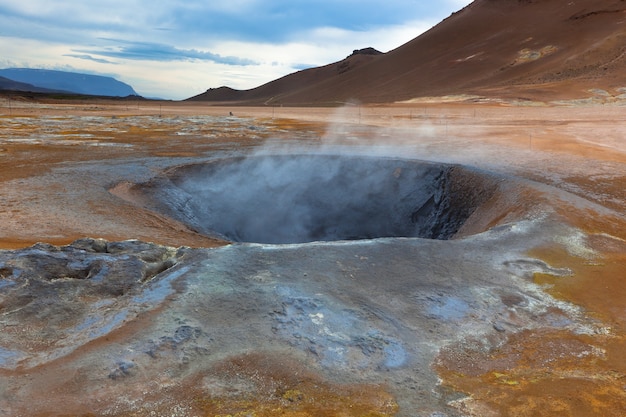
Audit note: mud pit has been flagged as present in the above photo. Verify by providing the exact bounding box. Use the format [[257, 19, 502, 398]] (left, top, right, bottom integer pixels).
[[0, 101, 625, 416], [130, 155, 500, 243]]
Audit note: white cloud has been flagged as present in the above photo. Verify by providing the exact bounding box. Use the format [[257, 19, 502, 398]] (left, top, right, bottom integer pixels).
[[0, 1, 470, 99], [213, 18, 436, 71], [446, 0, 473, 8]]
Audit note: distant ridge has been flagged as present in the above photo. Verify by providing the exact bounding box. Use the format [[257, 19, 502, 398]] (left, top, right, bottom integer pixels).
[[0, 76, 69, 94], [0, 68, 139, 97], [188, 0, 626, 104]]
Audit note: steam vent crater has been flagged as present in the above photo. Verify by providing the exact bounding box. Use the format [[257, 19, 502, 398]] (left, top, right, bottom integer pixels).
[[135, 154, 501, 244]]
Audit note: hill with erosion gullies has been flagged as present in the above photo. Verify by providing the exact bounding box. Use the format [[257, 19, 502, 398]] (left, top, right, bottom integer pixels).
[[188, 0, 626, 105]]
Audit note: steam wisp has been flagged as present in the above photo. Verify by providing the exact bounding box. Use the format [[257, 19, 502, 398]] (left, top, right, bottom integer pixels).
[[153, 154, 497, 244]]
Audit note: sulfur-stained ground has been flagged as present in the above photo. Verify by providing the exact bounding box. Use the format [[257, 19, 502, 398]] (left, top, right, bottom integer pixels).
[[0, 98, 624, 416]]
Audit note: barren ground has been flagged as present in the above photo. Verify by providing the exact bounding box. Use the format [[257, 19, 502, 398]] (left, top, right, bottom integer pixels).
[[0, 98, 624, 416]]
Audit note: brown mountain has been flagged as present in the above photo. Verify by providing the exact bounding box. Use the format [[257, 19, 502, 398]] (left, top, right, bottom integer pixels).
[[188, 0, 626, 105]]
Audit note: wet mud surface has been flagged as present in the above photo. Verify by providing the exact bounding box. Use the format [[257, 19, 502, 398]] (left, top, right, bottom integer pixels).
[[0, 100, 625, 416]]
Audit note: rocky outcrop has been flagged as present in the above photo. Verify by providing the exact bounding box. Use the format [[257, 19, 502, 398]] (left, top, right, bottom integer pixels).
[[0, 238, 188, 369]]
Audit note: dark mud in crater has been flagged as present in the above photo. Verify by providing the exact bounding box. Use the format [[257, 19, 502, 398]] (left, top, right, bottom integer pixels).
[[129, 154, 502, 244]]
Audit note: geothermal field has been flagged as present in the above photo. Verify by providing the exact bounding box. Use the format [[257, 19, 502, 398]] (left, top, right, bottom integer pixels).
[[0, 98, 624, 416]]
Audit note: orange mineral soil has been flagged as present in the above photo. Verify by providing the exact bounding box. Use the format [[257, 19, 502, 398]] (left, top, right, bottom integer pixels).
[[0, 97, 625, 416]]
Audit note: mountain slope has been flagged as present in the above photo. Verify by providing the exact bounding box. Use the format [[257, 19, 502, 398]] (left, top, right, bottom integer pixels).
[[188, 48, 383, 105], [189, 0, 626, 104], [0, 76, 68, 93], [0, 69, 139, 97]]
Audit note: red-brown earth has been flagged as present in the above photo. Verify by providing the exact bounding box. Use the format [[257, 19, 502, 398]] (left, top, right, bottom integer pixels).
[[189, 0, 626, 105], [0, 98, 624, 416]]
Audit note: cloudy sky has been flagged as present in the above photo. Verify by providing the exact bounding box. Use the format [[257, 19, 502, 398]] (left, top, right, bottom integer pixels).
[[0, 1, 472, 99]]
